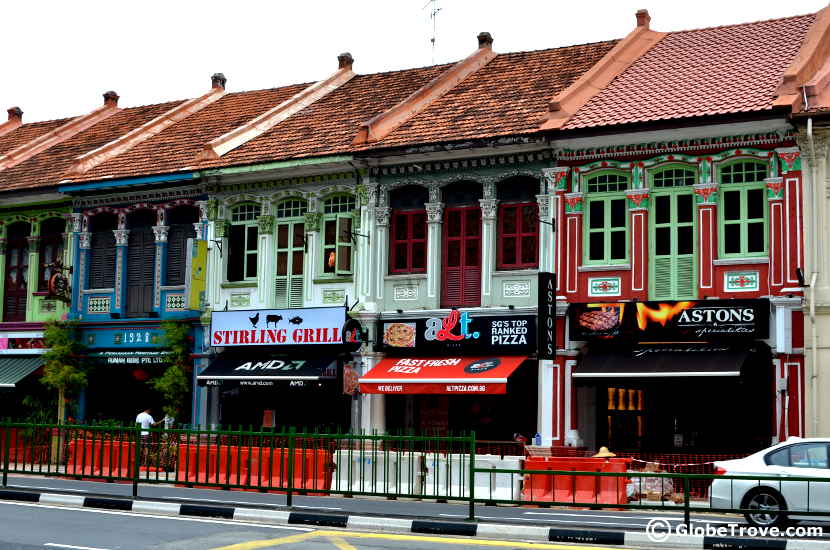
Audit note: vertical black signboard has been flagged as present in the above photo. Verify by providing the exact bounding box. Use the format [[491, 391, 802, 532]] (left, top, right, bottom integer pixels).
[[538, 272, 556, 359]]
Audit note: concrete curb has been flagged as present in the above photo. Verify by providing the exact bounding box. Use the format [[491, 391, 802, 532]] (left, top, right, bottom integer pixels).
[[0, 489, 825, 549]]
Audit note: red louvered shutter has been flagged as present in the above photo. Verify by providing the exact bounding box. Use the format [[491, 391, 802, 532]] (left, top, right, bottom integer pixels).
[[442, 206, 481, 307]]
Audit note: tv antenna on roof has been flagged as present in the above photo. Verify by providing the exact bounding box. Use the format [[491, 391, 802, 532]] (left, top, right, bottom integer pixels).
[[424, 0, 441, 64]]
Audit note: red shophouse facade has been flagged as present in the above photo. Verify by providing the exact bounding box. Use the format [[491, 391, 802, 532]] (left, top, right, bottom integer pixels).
[[544, 133, 805, 454]]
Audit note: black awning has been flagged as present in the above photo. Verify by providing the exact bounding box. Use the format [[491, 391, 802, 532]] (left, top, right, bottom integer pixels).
[[574, 346, 748, 378], [197, 356, 337, 387]]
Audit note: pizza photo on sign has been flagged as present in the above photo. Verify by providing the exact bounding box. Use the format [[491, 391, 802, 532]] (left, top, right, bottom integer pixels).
[[383, 322, 416, 348]]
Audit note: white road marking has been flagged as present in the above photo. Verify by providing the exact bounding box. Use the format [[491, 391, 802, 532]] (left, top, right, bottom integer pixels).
[[0, 500, 312, 531], [158, 495, 341, 510], [21, 485, 87, 493], [45, 544, 110, 550], [295, 505, 343, 511]]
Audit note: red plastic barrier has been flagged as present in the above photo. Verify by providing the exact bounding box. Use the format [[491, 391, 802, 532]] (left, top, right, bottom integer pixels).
[[66, 438, 135, 478], [176, 444, 333, 495], [522, 457, 631, 505]]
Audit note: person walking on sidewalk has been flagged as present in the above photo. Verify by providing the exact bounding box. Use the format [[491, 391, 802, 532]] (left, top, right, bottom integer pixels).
[[135, 408, 161, 466]]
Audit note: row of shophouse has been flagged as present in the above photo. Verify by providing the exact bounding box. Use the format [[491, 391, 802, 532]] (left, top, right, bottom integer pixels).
[[2, 7, 830, 454]]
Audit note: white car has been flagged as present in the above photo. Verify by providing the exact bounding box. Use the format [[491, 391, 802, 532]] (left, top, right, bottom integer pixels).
[[711, 437, 830, 527]]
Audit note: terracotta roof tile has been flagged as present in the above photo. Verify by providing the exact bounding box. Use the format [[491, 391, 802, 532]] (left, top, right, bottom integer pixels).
[[0, 101, 185, 191], [564, 14, 816, 129], [0, 118, 69, 157]]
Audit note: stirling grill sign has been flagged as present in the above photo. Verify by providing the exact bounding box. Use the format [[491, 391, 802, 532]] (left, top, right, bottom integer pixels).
[[570, 299, 769, 342]]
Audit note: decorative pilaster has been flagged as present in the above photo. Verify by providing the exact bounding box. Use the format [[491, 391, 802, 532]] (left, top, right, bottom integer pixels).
[[303, 210, 321, 301], [255, 215, 275, 307], [563, 192, 583, 295], [542, 167, 569, 193], [153, 226, 169, 310], [480, 198, 498, 305], [766, 177, 786, 288], [373, 206, 392, 303], [113, 229, 129, 313], [693, 183, 718, 294], [626, 189, 649, 297], [24, 236, 40, 321], [357, 181, 380, 308], [425, 201, 444, 302], [536, 194, 554, 273]]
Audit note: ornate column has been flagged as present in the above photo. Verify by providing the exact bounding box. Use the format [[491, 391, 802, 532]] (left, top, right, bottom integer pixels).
[[765, 175, 786, 290], [693, 182, 718, 296], [25, 235, 40, 321], [479, 182, 498, 307], [303, 203, 321, 303], [425, 194, 444, 307], [112, 228, 130, 315], [374, 205, 391, 304], [358, 351, 386, 434], [626, 188, 649, 300], [776, 148, 804, 287], [257, 212, 275, 308], [205, 200, 224, 311], [358, 181, 378, 309], [152, 224, 169, 312]]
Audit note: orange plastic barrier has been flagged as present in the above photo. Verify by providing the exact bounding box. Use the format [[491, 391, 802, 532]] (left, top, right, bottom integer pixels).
[[522, 457, 631, 505], [66, 438, 135, 478]]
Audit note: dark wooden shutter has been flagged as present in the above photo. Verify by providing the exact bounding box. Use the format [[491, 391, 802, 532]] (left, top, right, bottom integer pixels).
[[227, 225, 245, 282], [166, 223, 196, 286], [88, 231, 116, 289], [3, 231, 29, 322], [126, 226, 155, 316]]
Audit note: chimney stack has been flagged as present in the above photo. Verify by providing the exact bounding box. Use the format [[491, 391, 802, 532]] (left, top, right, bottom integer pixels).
[[477, 32, 494, 49], [103, 91, 120, 107], [338, 53, 354, 70], [636, 9, 651, 29], [7, 107, 22, 123], [211, 73, 227, 90]]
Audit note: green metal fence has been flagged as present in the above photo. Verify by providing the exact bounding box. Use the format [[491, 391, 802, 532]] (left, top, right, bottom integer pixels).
[[3, 421, 830, 527]]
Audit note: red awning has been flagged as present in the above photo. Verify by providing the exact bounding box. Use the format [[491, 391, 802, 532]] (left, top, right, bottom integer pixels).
[[359, 356, 527, 395]]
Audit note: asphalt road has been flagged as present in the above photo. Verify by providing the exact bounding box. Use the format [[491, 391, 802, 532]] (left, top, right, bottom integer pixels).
[[3, 474, 778, 533], [0, 499, 615, 550]]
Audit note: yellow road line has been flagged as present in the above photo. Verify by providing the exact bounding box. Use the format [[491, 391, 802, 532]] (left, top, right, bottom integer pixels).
[[212, 528, 630, 550], [326, 536, 359, 550], [312, 530, 627, 550], [211, 531, 318, 550]]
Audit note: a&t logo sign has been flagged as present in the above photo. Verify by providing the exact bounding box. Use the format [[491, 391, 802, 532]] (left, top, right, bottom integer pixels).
[[424, 310, 480, 342]]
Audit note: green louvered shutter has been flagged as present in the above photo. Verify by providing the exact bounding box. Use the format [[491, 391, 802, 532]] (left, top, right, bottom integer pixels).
[[275, 221, 305, 308], [651, 192, 697, 300]]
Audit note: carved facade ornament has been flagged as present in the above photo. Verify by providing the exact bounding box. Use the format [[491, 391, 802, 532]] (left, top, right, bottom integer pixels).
[[479, 199, 498, 220], [425, 202, 444, 223], [482, 182, 496, 200], [536, 194, 551, 219], [765, 177, 785, 200], [79, 232, 91, 249], [26, 235, 40, 246], [541, 167, 569, 192], [0, 238, 7, 254], [114, 229, 130, 246], [156, 208, 166, 226], [196, 200, 210, 221], [365, 182, 379, 207], [428, 184, 441, 203], [374, 207, 392, 227], [257, 215, 275, 235], [70, 213, 83, 233], [563, 193, 584, 214], [214, 220, 230, 238], [304, 212, 322, 232], [692, 182, 719, 205], [625, 188, 650, 210], [152, 225, 169, 243]]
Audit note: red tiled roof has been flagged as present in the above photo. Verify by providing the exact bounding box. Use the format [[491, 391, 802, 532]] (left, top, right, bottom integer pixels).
[[357, 41, 618, 149], [564, 14, 816, 129], [0, 118, 69, 157], [0, 101, 185, 191]]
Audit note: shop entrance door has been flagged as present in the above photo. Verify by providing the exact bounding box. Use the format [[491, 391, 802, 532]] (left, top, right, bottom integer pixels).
[[650, 190, 697, 300], [3, 222, 30, 322], [126, 211, 156, 317], [442, 206, 481, 307]]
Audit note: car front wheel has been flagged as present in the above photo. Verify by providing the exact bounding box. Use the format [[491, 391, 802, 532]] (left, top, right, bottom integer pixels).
[[743, 488, 790, 528]]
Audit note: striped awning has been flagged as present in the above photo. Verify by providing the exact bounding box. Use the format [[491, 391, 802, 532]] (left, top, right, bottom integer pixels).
[[0, 356, 44, 388]]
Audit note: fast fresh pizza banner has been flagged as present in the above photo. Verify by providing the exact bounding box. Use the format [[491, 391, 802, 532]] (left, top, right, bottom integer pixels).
[[375, 311, 535, 355], [211, 307, 347, 347], [359, 356, 526, 394], [569, 299, 769, 342]]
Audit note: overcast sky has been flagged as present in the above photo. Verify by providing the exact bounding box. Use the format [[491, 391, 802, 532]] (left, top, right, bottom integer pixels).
[[2, 0, 826, 123]]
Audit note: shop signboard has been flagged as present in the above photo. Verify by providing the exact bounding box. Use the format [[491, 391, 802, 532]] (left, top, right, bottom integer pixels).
[[210, 306, 347, 347], [186, 239, 208, 311], [376, 311, 535, 355], [538, 272, 556, 359], [89, 350, 168, 366], [82, 328, 166, 348], [569, 299, 770, 342]]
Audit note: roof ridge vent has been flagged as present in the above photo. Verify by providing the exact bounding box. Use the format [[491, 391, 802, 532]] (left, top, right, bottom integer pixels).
[[198, 54, 356, 161], [0, 92, 121, 172], [352, 32, 497, 145], [68, 74, 228, 177]]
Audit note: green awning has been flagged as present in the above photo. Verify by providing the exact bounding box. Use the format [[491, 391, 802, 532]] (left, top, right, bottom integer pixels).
[[0, 356, 44, 388]]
